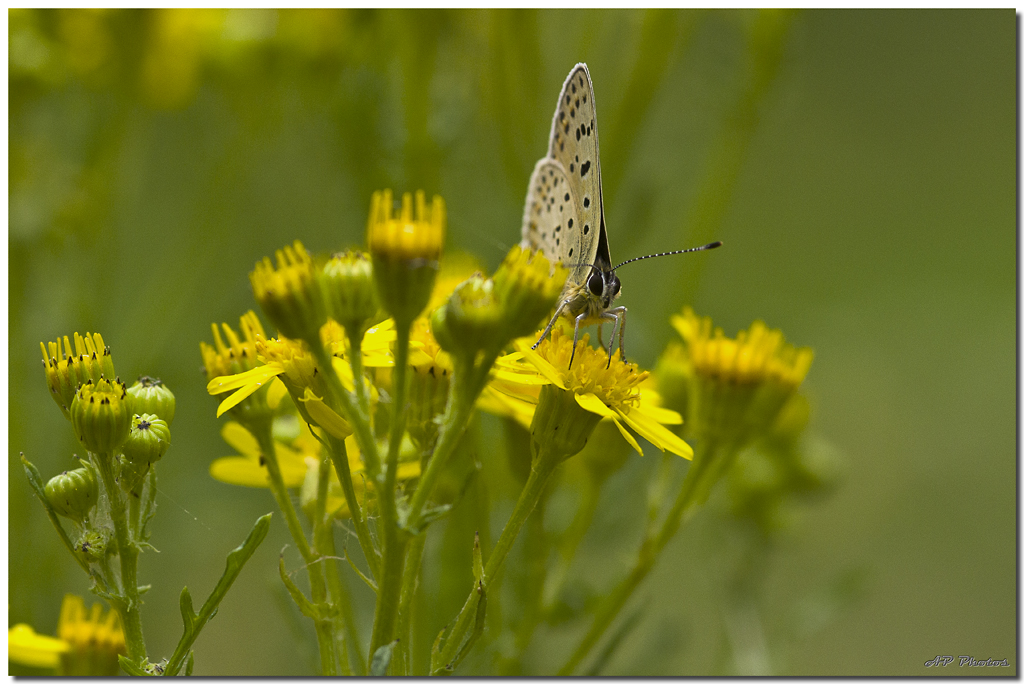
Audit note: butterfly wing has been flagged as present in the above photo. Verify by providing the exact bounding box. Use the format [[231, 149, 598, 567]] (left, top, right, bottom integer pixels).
[[545, 63, 610, 271], [521, 158, 588, 283]]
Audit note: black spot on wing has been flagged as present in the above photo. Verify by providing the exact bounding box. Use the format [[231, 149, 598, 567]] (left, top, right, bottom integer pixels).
[[580, 161, 591, 178]]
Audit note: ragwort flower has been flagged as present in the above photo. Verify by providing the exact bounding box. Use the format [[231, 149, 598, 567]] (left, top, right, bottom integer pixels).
[[489, 328, 691, 460]]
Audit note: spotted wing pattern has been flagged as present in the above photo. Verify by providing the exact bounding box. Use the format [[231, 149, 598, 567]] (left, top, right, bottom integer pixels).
[[546, 63, 608, 272], [521, 158, 587, 281]]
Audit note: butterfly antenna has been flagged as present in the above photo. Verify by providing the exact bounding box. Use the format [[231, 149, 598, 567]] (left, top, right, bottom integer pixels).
[[610, 241, 722, 272]]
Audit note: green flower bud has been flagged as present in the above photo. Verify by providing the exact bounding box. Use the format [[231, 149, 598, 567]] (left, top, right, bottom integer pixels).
[[491, 245, 568, 340], [320, 250, 379, 340], [71, 379, 131, 455], [127, 377, 176, 424], [431, 275, 504, 358], [123, 414, 171, 466], [77, 529, 110, 563], [44, 467, 98, 522]]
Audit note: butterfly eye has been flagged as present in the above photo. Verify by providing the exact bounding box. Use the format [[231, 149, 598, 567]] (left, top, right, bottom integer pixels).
[[607, 274, 621, 298], [587, 272, 604, 297]]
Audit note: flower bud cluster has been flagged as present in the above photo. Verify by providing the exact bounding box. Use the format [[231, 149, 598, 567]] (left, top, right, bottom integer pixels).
[[431, 245, 567, 362]]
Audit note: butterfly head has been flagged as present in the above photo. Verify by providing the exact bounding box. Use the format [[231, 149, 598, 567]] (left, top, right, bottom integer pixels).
[[586, 266, 621, 310]]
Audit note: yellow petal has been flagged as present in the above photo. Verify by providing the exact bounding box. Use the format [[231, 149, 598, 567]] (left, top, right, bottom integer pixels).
[[573, 392, 617, 418], [210, 456, 272, 488], [300, 389, 353, 439], [215, 385, 258, 418], [8, 624, 68, 669], [207, 364, 283, 395], [210, 453, 307, 488], [617, 407, 693, 460], [267, 377, 289, 409], [632, 400, 683, 425], [515, 345, 567, 390], [221, 422, 259, 458], [608, 414, 644, 456]]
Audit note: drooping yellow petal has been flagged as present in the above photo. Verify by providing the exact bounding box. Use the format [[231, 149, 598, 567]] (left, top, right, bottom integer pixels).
[[207, 364, 284, 395], [8, 624, 68, 669], [573, 392, 616, 418], [221, 422, 260, 458], [609, 414, 644, 456], [516, 344, 567, 390], [209, 453, 307, 488], [616, 407, 693, 459], [267, 377, 289, 409], [631, 400, 683, 426], [299, 388, 353, 439]]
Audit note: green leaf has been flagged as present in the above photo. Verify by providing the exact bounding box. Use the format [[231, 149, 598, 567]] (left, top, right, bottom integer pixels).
[[278, 553, 318, 619], [21, 454, 94, 577], [184, 652, 194, 677], [370, 640, 398, 676], [118, 655, 150, 676], [163, 513, 271, 676], [471, 532, 483, 583]]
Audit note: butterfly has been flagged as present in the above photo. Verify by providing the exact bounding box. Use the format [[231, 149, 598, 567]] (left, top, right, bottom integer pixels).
[[521, 63, 721, 368]]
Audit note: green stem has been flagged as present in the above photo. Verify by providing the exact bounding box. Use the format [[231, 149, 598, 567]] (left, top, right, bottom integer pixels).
[[323, 528, 366, 676], [406, 354, 495, 530], [558, 441, 726, 675], [325, 434, 380, 579], [93, 453, 146, 664], [311, 344, 382, 484], [437, 445, 561, 671], [394, 533, 426, 676], [250, 423, 315, 564], [250, 421, 338, 675], [315, 512, 350, 677]]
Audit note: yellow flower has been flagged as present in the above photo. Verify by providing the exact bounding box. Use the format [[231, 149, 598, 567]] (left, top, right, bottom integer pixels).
[[489, 328, 691, 459], [40, 332, 117, 419], [210, 418, 323, 488], [200, 311, 266, 380], [367, 189, 446, 325], [9, 594, 126, 676], [427, 251, 483, 313], [367, 189, 445, 264], [250, 240, 326, 343], [206, 322, 395, 422], [212, 418, 421, 520], [664, 307, 814, 445]]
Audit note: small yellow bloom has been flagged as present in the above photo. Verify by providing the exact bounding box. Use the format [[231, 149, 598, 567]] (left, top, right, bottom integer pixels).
[[671, 307, 813, 390], [200, 311, 266, 380], [209, 419, 316, 488], [366, 189, 445, 263], [367, 189, 446, 325], [663, 307, 814, 445], [9, 594, 126, 676], [40, 332, 117, 419], [489, 328, 691, 459], [250, 240, 326, 343]]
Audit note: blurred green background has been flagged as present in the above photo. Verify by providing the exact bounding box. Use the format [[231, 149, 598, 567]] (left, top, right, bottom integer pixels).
[[9, 9, 1014, 676]]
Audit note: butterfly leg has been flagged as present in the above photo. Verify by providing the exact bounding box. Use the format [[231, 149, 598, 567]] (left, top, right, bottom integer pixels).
[[597, 322, 605, 350], [604, 306, 627, 367], [569, 311, 589, 369], [533, 299, 571, 350]]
